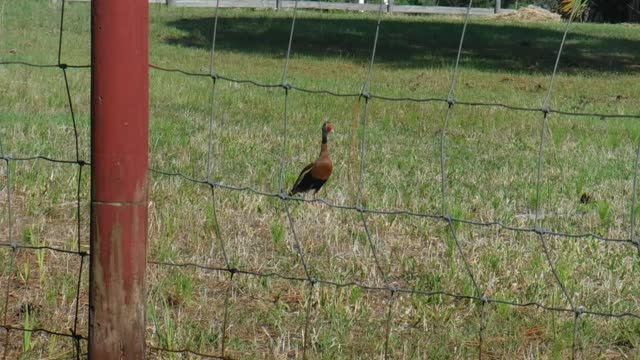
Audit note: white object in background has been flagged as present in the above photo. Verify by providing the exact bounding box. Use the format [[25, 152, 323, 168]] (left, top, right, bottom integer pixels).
[[359, 0, 388, 5]]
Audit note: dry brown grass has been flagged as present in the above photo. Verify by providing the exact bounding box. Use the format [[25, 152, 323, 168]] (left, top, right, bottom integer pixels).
[[494, 5, 562, 22]]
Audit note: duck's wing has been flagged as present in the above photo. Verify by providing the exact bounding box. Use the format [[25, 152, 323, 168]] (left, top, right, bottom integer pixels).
[[289, 162, 314, 195]]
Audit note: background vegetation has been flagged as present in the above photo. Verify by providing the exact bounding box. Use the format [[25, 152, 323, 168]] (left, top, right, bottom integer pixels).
[[325, 0, 640, 22]]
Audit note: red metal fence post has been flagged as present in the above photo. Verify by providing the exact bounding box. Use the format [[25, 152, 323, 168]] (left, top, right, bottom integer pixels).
[[89, 0, 149, 358]]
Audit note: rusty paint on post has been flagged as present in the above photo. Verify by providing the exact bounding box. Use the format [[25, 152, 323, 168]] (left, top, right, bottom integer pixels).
[[89, 0, 149, 358]]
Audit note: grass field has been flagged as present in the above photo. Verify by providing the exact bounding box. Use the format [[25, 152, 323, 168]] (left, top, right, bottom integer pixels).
[[1, 0, 640, 358]]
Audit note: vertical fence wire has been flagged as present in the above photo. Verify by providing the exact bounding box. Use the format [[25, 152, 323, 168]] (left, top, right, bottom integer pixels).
[[352, 2, 399, 357], [382, 289, 396, 359], [354, 0, 386, 282], [276, 3, 320, 357], [631, 143, 640, 256], [0, 0, 6, 39], [1, 152, 15, 360], [201, 0, 235, 357], [283, 192, 314, 357], [301, 279, 316, 360], [278, 0, 299, 194], [355, 0, 385, 207], [1, 0, 14, 356], [204, 0, 227, 269], [479, 295, 487, 360], [438, 0, 480, 296], [440, 0, 473, 216], [59, 2, 86, 357], [2, 0, 14, 355], [206, 0, 221, 181], [532, 3, 582, 357], [435, 2, 485, 358], [57, 0, 66, 65]]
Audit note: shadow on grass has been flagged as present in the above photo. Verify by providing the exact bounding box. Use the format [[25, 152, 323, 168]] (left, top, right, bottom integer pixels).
[[163, 12, 640, 74]]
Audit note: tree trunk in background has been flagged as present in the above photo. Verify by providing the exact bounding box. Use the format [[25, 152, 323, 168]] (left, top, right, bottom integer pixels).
[[631, 0, 640, 22]]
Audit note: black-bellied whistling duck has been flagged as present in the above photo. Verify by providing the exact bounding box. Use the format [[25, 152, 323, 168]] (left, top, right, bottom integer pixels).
[[289, 122, 334, 197]]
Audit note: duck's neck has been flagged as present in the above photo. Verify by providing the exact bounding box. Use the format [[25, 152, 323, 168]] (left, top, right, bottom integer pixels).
[[320, 132, 328, 155]]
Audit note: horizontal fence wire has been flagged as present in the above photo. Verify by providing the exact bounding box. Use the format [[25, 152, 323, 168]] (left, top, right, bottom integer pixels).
[[145, 259, 640, 320], [2, 1, 640, 359], [147, 63, 640, 120], [1, 233, 638, 323], [1, 61, 638, 120], [146, 169, 640, 247]]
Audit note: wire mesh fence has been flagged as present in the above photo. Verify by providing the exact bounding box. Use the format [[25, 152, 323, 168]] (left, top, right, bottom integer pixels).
[[2, 0, 640, 358], [1, 0, 89, 358]]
